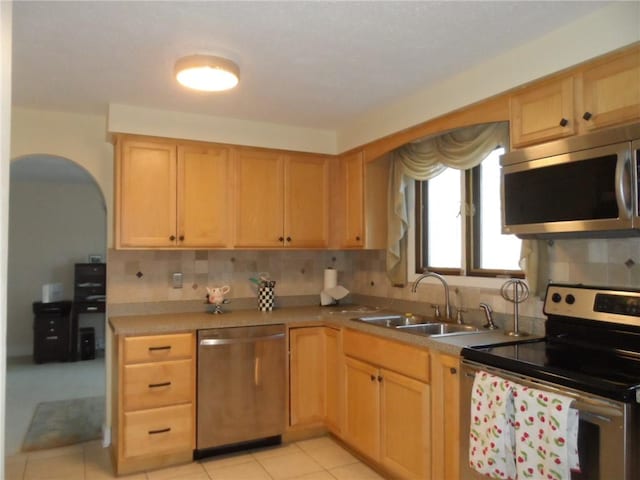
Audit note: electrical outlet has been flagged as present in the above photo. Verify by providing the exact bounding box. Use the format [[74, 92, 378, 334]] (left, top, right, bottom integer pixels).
[[172, 272, 183, 289]]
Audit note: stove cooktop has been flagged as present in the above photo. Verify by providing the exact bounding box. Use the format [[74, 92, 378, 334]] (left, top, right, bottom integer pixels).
[[462, 338, 640, 402]]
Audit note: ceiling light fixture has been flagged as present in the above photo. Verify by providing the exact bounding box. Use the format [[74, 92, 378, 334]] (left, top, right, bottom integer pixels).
[[174, 55, 240, 92]]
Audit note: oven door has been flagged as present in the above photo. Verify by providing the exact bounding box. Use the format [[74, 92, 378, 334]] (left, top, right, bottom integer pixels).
[[460, 361, 637, 480]]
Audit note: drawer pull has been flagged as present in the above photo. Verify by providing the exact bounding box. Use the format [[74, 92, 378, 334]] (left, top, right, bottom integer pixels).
[[46, 336, 59, 340], [148, 346, 171, 352], [86, 306, 98, 311], [148, 381, 171, 389], [148, 427, 171, 435]]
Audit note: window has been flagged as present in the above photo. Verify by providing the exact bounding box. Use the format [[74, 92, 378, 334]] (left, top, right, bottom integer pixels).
[[416, 147, 522, 277]]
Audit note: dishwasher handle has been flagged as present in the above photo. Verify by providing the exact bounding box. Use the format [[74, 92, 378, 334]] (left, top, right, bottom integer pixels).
[[199, 332, 284, 346]]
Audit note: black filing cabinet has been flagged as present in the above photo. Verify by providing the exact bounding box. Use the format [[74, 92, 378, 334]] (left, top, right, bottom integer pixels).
[[32, 300, 72, 363], [72, 263, 106, 360]]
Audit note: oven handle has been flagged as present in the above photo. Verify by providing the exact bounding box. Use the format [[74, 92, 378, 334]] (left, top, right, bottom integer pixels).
[[462, 363, 624, 420]]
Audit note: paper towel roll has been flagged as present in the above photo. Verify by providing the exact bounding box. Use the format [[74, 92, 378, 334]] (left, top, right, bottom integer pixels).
[[323, 268, 338, 291]]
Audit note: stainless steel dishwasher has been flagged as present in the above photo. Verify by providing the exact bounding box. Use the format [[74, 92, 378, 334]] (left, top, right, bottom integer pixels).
[[195, 324, 286, 457]]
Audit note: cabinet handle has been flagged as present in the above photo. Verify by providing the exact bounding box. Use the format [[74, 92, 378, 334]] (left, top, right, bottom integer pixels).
[[148, 427, 171, 435], [179, 235, 185, 241], [148, 345, 171, 352], [377, 375, 383, 382], [356, 236, 361, 241], [559, 118, 569, 127], [278, 236, 284, 242], [46, 336, 59, 340], [370, 374, 376, 382], [169, 235, 176, 241], [583, 111, 593, 121], [450, 367, 457, 375], [286, 236, 292, 243], [148, 381, 172, 389], [86, 306, 98, 312]]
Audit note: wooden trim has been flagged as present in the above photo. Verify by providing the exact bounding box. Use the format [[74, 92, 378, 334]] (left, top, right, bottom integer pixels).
[[362, 95, 510, 162]]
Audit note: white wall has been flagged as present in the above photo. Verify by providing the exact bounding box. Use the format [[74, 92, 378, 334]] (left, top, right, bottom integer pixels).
[[0, 0, 12, 465], [7, 176, 106, 357], [10, 108, 113, 246], [336, 2, 640, 151]]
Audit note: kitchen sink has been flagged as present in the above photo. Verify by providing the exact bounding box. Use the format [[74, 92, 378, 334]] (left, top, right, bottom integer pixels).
[[397, 323, 479, 336], [352, 314, 425, 328]]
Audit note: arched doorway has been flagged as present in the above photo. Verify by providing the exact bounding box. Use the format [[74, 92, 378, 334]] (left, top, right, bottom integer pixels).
[[6, 154, 107, 455]]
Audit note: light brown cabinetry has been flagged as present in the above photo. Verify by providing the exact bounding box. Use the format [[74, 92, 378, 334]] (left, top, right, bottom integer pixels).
[[112, 332, 195, 475], [510, 77, 575, 148], [430, 352, 461, 480], [234, 149, 329, 248], [331, 151, 389, 249], [115, 136, 230, 248], [289, 326, 342, 431], [510, 46, 640, 148], [342, 329, 431, 479]]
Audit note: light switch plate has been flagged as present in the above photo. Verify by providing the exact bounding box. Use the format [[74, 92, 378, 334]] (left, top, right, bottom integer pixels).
[[172, 272, 183, 289]]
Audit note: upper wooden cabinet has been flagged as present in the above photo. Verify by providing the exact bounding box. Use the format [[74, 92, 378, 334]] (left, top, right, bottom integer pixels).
[[510, 45, 640, 148], [331, 151, 388, 250], [510, 77, 576, 148], [580, 47, 640, 132], [342, 151, 365, 248], [115, 136, 230, 249], [234, 148, 329, 248]]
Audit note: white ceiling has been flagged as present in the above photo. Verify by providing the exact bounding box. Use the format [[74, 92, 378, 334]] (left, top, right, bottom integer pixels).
[[12, 1, 612, 131]]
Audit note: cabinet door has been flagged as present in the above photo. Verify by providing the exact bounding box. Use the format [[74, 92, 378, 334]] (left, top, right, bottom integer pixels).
[[344, 356, 380, 461], [342, 152, 365, 247], [510, 77, 575, 148], [234, 149, 284, 247], [580, 48, 640, 131], [177, 144, 230, 247], [380, 368, 430, 480], [289, 327, 326, 427], [431, 353, 460, 480], [284, 154, 329, 248], [118, 139, 177, 247], [325, 327, 342, 434]]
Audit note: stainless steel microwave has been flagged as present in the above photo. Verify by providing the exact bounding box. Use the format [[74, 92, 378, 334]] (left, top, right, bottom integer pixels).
[[501, 123, 640, 238]]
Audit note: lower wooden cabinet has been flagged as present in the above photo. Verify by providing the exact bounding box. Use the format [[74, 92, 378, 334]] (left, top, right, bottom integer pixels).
[[288, 326, 342, 432], [431, 352, 461, 480], [343, 330, 431, 479], [112, 332, 195, 475]]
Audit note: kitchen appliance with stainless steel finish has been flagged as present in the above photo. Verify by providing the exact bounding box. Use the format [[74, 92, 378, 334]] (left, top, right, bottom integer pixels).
[[501, 123, 640, 238], [461, 283, 640, 479], [195, 324, 286, 458]]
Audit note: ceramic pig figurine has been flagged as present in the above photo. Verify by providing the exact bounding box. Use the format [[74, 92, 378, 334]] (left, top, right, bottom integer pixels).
[[207, 285, 230, 305]]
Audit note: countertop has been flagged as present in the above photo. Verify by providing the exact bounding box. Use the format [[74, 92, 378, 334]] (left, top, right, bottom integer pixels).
[[110, 304, 541, 356]]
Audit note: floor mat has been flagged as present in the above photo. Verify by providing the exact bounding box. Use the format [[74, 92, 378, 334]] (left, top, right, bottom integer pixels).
[[22, 396, 104, 451]]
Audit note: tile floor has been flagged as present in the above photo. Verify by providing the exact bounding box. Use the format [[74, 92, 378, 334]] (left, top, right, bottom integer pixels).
[[5, 435, 386, 480]]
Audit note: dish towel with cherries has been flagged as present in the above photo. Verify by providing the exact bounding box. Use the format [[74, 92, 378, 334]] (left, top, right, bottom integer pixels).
[[512, 385, 580, 480], [469, 370, 517, 479]]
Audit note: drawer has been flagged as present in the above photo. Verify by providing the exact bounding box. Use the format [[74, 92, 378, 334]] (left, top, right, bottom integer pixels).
[[123, 333, 193, 364], [123, 359, 193, 411], [123, 403, 193, 458], [344, 329, 430, 383]]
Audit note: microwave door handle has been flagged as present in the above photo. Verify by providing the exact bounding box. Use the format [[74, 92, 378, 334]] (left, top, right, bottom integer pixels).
[[615, 155, 632, 220]]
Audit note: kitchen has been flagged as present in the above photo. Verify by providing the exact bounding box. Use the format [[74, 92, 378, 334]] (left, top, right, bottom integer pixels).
[[2, 2, 640, 480]]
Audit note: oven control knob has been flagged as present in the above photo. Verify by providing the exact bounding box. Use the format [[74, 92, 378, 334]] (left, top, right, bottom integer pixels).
[[551, 293, 562, 303], [565, 294, 576, 305]]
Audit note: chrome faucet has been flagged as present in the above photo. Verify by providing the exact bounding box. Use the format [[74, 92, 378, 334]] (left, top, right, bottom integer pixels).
[[411, 272, 452, 321]]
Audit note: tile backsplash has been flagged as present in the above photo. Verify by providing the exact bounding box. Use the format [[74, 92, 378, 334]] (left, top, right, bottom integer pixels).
[[107, 236, 640, 333]]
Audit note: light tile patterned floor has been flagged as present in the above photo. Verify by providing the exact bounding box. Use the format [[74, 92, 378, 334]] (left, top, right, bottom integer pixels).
[[5, 435, 386, 480]]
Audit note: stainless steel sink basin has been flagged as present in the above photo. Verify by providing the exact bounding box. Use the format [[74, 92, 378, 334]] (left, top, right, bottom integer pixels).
[[352, 314, 425, 328], [396, 322, 479, 336]]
